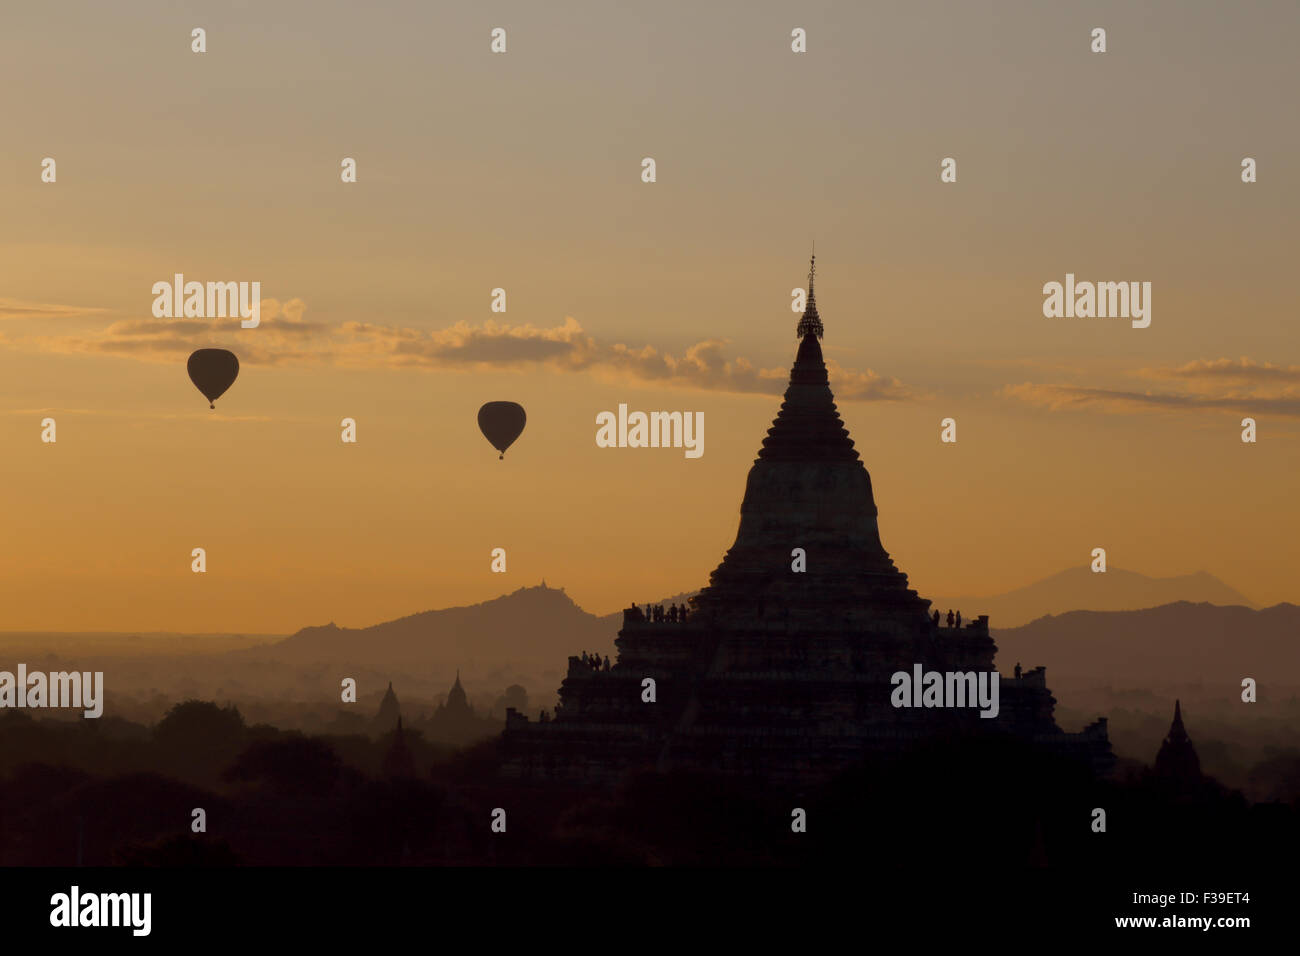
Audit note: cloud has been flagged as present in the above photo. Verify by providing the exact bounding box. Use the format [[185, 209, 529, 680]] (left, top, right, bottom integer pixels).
[[30, 298, 326, 367], [1002, 355, 1300, 417], [16, 302, 916, 402], [329, 321, 917, 399], [3, 407, 279, 423], [825, 359, 918, 401], [336, 316, 595, 369], [1002, 380, 1300, 417], [3, 407, 109, 417], [1139, 357, 1300, 386], [0, 298, 110, 321]]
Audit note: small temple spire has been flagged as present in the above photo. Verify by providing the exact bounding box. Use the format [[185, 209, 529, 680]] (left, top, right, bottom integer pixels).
[[1155, 698, 1201, 783], [796, 249, 824, 339], [374, 681, 401, 731]]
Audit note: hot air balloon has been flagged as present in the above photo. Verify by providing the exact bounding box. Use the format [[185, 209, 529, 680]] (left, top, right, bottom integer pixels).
[[477, 401, 526, 459], [187, 349, 239, 408]]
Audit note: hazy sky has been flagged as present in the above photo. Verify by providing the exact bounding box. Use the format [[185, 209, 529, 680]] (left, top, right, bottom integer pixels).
[[3, 0, 1298, 631]]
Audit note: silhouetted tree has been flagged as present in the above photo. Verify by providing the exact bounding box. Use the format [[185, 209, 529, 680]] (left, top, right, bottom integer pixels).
[[224, 734, 343, 794], [115, 833, 242, 866], [153, 700, 247, 782], [379, 719, 417, 780]]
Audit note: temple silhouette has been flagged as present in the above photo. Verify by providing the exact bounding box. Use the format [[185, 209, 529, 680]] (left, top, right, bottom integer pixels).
[[1154, 699, 1201, 785], [374, 681, 401, 733], [504, 256, 1114, 785], [371, 673, 499, 747], [427, 670, 487, 744]]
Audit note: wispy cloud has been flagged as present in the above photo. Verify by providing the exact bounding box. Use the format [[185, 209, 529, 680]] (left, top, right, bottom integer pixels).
[[3, 407, 111, 417], [1003, 356, 1300, 418], [28, 298, 324, 366], [13, 300, 917, 402], [0, 298, 111, 321], [1138, 357, 1300, 386], [4, 407, 279, 423]]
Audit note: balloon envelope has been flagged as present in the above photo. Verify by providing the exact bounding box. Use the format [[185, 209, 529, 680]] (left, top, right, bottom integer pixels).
[[477, 401, 526, 458], [187, 349, 239, 408]]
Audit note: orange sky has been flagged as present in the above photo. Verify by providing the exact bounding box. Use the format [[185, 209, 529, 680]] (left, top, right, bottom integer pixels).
[[2, 1, 1297, 631]]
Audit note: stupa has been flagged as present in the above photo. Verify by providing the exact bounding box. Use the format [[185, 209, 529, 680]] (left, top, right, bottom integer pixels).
[[503, 256, 1113, 785], [1154, 699, 1201, 784]]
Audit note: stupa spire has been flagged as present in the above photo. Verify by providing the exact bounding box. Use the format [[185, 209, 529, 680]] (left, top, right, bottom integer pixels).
[[796, 249, 823, 339], [692, 251, 922, 614], [1155, 698, 1201, 782]]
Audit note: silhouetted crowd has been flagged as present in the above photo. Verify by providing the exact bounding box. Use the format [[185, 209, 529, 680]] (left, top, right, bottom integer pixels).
[[933, 608, 963, 628], [625, 602, 689, 623], [579, 651, 610, 671]]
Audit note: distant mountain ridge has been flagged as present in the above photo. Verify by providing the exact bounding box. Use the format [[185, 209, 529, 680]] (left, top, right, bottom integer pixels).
[[929, 567, 1254, 628], [221, 573, 1281, 699], [13, 579, 1285, 706], [992, 601, 1299, 685], [269, 582, 613, 673]]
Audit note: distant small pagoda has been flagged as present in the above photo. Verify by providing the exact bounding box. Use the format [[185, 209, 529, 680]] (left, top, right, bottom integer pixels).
[[437, 672, 473, 721], [374, 681, 400, 733], [504, 256, 1114, 785], [1154, 699, 1202, 784], [427, 671, 498, 746]]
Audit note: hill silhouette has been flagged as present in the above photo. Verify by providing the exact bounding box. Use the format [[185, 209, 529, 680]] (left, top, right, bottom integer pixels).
[[7, 579, 1289, 719], [269, 582, 614, 675], [931, 567, 1254, 628], [993, 601, 1298, 684]]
